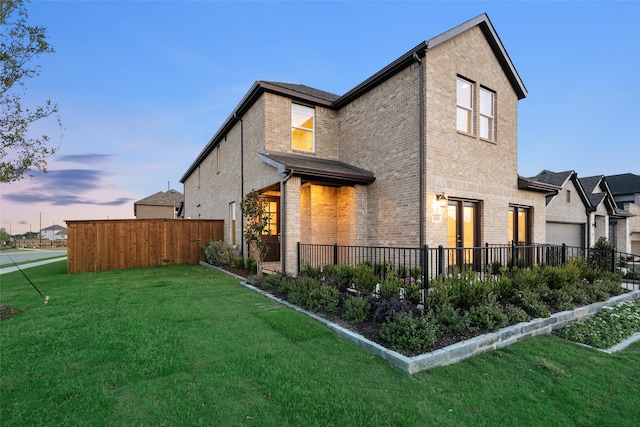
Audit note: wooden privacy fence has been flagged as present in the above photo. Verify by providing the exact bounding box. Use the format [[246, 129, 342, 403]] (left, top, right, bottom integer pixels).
[[66, 219, 224, 273]]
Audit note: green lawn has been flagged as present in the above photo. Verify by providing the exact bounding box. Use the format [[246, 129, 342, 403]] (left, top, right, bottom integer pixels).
[[1, 262, 639, 426]]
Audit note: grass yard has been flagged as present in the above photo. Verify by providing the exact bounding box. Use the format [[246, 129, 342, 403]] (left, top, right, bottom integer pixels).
[[1, 262, 639, 426]]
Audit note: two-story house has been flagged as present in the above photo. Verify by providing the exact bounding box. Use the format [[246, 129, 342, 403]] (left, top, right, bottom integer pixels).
[[180, 13, 552, 276]]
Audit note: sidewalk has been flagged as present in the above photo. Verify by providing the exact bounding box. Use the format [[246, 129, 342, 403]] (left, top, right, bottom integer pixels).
[[0, 257, 67, 275]]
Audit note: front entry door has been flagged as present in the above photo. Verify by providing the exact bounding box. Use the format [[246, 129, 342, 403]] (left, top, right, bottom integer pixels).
[[262, 197, 280, 262], [447, 200, 479, 271]]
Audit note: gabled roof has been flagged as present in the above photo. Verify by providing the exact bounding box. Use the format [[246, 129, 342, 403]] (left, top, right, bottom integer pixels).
[[259, 152, 375, 185], [605, 173, 640, 195], [337, 13, 526, 106], [579, 175, 618, 214], [528, 169, 591, 207], [180, 13, 525, 183], [529, 169, 574, 187], [135, 189, 184, 207]]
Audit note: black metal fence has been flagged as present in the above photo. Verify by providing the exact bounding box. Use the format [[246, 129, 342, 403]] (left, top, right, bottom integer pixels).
[[297, 242, 640, 287]]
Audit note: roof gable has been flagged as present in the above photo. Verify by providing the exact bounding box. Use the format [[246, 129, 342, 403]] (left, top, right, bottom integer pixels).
[[180, 13, 525, 183]]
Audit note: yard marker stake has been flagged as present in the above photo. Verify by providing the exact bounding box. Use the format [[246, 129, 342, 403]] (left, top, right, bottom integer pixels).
[[6, 254, 47, 302]]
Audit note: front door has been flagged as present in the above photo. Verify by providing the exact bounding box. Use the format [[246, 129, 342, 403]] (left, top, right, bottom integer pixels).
[[262, 197, 280, 262], [447, 200, 479, 271]]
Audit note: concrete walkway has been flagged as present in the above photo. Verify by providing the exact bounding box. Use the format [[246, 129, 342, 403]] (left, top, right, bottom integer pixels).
[[0, 257, 67, 275]]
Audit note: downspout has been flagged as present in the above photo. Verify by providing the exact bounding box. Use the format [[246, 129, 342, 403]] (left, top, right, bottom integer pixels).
[[234, 113, 244, 257], [280, 170, 294, 275], [414, 46, 427, 248]]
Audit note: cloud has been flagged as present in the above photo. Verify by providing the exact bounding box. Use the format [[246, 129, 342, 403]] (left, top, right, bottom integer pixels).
[[57, 154, 115, 164], [2, 168, 133, 206], [3, 192, 131, 206]]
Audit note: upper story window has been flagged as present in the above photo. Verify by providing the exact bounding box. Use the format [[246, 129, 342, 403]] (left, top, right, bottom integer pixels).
[[291, 103, 314, 152], [479, 87, 495, 140], [456, 78, 473, 134]]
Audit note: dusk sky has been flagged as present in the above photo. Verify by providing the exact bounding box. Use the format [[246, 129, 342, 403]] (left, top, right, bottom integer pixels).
[[1, 0, 638, 235]]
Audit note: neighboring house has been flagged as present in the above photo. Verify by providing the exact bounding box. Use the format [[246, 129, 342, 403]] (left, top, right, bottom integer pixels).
[[528, 170, 588, 248], [606, 173, 640, 254], [530, 170, 636, 253], [180, 14, 553, 276], [578, 175, 630, 251], [134, 189, 184, 219], [41, 224, 67, 240]]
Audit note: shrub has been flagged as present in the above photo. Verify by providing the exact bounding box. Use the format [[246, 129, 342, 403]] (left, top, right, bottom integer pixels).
[[588, 237, 616, 273], [402, 281, 422, 305], [373, 298, 418, 323], [373, 262, 394, 277], [342, 296, 371, 323], [380, 313, 437, 351], [511, 289, 550, 319], [308, 284, 339, 313], [322, 264, 354, 292], [545, 288, 574, 311], [448, 269, 489, 311], [261, 273, 284, 291], [352, 263, 378, 292], [425, 278, 451, 310], [379, 274, 403, 300], [431, 303, 470, 334], [246, 274, 262, 286], [233, 256, 245, 270], [469, 301, 508, 330], [245, 257, 258, 274], [502, 304, 530, 323], [288, 277, 320, 307], [299, 263, 322, 279], [202, 240, 235, 267]]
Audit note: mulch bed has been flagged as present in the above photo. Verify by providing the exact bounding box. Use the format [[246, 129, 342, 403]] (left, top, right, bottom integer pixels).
[[215, 265, 489, 357], [0, 304, 20, 321]]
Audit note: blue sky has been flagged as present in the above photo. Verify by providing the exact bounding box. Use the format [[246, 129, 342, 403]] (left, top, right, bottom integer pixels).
[[1, 0, 638, 235]]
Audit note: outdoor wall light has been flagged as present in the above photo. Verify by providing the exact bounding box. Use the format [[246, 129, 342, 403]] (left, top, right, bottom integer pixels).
[[436, 193, 448, 208]]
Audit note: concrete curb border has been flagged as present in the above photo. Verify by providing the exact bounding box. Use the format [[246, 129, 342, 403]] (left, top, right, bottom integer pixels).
[[201, 262, 640, 374]]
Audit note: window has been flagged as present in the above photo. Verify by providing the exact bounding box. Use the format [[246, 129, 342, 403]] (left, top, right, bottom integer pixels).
[[215, 147, 220, 173], [479, 87, 494, 140], [291, 103, 314, 152], [456, 78, 473, 133], [508, 206, 530, 245], [566, 190, 571, 203]]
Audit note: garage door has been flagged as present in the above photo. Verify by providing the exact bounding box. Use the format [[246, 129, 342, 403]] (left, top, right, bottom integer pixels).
[[546, 222, 585, 248]]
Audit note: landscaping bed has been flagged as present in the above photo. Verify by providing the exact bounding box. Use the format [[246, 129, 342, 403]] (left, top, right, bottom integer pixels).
[[203, 244, 635, 358]]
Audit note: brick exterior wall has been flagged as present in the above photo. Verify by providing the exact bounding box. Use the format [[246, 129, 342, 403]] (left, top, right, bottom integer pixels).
[[183, 20, 549, 275]]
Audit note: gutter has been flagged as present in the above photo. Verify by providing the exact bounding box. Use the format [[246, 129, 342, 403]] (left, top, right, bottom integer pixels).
[[414, 46, 427, 248], [234, 112, 244, 257]]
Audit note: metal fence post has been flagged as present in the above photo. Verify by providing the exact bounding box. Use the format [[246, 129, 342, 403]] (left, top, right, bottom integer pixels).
[[333, 243, 338, 265], [561, 243, 566, 266], [511, 241, 517, 268], [437, 245, 444, 277], [297, 242, 300, 274]]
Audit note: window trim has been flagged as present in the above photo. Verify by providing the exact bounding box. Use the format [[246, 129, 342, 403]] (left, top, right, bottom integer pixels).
[[456, 77, 474, 134], [291, 103, 315, 152], [479, 86, 495, 141]]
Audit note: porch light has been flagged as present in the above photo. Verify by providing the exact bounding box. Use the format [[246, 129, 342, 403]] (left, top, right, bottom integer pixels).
[[436, 193, 448, 208]]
